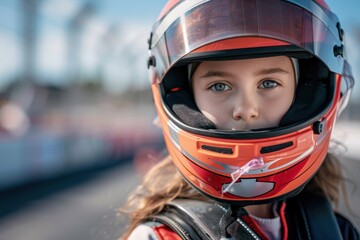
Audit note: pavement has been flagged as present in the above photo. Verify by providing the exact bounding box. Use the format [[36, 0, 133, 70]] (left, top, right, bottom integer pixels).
[[0, 161, 141, 240]]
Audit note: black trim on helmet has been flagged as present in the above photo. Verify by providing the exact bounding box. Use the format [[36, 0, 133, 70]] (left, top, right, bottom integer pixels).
[[160, 53, 336, 140], [179, 46, 313, 66]]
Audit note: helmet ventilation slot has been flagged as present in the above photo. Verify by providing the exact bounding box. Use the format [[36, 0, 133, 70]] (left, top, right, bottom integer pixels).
[[260, 141, 294, 154], [201, 145, 233, 155]]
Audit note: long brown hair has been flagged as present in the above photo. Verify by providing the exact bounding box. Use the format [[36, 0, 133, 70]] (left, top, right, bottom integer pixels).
[[120, 149, 347, 239], [120, 155, 207, 239]]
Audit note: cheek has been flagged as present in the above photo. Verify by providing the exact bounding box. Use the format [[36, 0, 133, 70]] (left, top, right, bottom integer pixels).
[[196, 97, 227, 120], [194, 92, 231, 125], [261, 92, 294, 122]]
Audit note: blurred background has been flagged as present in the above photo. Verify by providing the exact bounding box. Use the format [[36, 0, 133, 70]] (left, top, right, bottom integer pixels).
[[0, 0, 359, 239]]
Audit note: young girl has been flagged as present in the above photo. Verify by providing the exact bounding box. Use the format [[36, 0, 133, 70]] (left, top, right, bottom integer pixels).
[[123, 0, 359, 239]]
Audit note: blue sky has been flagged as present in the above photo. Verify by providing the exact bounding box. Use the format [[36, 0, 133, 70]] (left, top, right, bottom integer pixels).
[[0, 0, 360, 96], [100, 0, 167, 25], [327, 0, 360, 23]]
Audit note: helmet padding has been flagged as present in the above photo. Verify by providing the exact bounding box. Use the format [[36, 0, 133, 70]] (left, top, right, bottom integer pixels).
[[166, 90, 216, 129], [280, 58, 330, 126]]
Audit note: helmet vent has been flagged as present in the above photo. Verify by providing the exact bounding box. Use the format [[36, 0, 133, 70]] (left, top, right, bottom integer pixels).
[[201, 145, 233, 155], [260, 141, 294, 154]]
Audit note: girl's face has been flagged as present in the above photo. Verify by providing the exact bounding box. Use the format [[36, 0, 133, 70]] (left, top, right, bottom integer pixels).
[[192, 56, 296, 130]]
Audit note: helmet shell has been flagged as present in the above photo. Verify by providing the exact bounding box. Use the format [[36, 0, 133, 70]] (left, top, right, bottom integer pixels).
[[148, 0, 354, 205]]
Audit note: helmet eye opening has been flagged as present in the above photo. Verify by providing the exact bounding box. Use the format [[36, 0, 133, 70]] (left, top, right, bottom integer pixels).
[[160, 56, 336, 139]]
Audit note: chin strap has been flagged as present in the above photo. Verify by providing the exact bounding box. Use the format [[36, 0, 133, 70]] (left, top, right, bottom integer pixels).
[[219, 205, 241, 240]]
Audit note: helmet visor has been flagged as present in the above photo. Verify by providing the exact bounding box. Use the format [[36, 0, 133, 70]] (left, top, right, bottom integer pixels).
[[151, 0, 345, 81]]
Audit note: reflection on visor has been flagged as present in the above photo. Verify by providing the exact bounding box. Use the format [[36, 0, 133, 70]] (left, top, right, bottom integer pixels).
[[151, 0, 345, 81]]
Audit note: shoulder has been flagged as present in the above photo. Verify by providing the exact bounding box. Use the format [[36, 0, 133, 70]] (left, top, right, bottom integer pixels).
[[335, 212, 360, 240], [127, 222, 181, 240]]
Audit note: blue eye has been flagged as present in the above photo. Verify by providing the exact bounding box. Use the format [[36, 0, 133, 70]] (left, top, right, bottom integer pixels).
[[259, 80, 278, 89], [210, 83, 231, 91]]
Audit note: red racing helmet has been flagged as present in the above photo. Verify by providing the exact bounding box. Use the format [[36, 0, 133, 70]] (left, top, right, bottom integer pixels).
[[147, 0, 354, 205]]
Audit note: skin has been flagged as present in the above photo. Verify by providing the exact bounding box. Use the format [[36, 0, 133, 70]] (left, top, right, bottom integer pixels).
[[192, 56, 296, 218], [192, 56, 296, 131]]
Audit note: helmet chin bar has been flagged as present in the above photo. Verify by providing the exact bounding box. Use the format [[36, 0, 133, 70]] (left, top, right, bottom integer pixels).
[[161, 108, 332, 204], [182, 170, 309, 207]]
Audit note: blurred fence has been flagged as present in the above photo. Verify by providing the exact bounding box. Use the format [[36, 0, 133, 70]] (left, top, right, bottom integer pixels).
[[0, 97, 163, 191], [0, 77, 163, 192]]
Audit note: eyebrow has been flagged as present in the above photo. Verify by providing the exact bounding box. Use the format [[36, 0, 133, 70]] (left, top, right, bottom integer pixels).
[[254, 67, 290, 76], [198, 71, 234, 79], [198, 67, 290, 80]]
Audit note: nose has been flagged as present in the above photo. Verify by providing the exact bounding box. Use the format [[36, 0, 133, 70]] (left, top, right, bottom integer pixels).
[[232, 94, 259, 122]]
